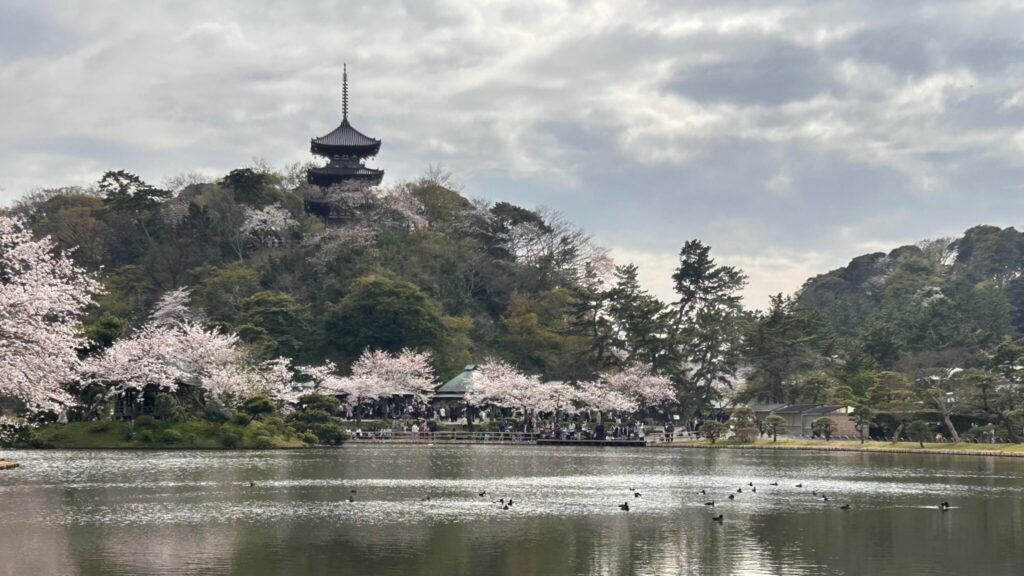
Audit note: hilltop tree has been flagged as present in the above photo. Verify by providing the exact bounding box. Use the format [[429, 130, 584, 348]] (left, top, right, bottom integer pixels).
[[324, 276, 443, 360]]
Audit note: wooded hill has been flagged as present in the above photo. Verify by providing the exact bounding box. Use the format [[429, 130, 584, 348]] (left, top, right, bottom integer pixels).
[[8, 166, 1024, 437]]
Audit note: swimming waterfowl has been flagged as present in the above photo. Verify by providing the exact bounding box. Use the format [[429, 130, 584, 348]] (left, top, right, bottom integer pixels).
[[940, 502, 951, 511], [347, 496, 354, 503], [748, 482, 754, 487], [699, 489, 707, 495], [479, 491, 487, 497], [704, 501, 715, 507], [737, 488, 743, 493], [634, 492, 642, 498], [770, 482, 778, 486], [728, 494, 735, 500], [507, 499, 514, 506], [822, 495, 829, 502], [795, 484, 803, 488], [840, 504, 850, 510], [619, 502, 630, 511], [712, 514, 724, 522], [752, 487, 757, 493]]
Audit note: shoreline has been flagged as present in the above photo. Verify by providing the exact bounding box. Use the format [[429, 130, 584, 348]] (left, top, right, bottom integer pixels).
[[0, 460, 19, 470], [656, 440, 1024, 458]]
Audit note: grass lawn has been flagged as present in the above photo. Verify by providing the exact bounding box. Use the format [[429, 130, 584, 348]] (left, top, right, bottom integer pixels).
[[29, 419, 305, 449]]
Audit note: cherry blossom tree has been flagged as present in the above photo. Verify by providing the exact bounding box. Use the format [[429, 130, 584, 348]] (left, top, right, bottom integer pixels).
[[0, 215, 102, 413], [298, 349, 436, 421], [241, 204, 297, 248], [82, 289, 263, 408], [349, 349, 436, 401], [600, 363, 676, 409], [573, 364, 674, 418], [464, 360, 541, 412], [574, 380, 638, 414]]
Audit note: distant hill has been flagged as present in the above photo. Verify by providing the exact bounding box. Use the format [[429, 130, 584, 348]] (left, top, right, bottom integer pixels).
[[797, 225, 1023, 366]]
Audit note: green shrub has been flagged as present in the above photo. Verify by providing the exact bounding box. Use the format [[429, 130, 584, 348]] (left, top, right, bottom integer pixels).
[[203, 401, 233, 424], [232, 412, 251, 426], [135, 415, 157, 429], [242, 396, 276, 424], [89, 420, 113, 433], [221, 432, 241, 448], [253, 435, 275, 449], [301, 432, 320, 445], [155, 394, 186, 423], [700, 421, 728, 444], [732, 427, 759, 443], [138, 430, 154, 443], [160, 430, 184, 444]]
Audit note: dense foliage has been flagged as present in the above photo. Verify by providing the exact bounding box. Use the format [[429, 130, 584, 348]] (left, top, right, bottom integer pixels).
[[6, 164, 1024, 443]]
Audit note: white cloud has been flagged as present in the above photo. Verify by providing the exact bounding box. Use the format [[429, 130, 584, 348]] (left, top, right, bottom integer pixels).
[[4, 0, 1024, 306]]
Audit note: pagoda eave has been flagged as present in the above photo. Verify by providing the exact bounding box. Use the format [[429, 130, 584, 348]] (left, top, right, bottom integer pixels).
[[310, 141, 381, 158]]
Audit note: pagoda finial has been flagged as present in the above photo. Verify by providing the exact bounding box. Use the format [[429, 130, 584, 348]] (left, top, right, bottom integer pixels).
[[342, 63, 349, 122]]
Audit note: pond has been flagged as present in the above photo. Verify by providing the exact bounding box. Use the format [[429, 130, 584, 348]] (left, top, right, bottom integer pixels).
[[1, 445, 1022, 575]]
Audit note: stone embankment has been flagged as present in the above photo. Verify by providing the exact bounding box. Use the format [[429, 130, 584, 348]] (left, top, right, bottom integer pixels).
[[661, 442, 1024, 458]]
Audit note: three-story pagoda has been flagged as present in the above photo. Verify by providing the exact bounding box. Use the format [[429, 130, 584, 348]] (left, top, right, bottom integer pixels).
[[307, 65, 383, 188]]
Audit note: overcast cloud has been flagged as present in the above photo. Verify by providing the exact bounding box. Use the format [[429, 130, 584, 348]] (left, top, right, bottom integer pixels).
[[3, 0, 1024, 307]]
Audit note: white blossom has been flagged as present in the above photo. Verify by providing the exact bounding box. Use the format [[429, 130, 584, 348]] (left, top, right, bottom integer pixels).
[[241, 204, 296, 247], [0, 215, 102, 412]]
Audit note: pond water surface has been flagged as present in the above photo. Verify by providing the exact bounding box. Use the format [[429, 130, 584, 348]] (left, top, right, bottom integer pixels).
[[1, 445, 1022, 575]]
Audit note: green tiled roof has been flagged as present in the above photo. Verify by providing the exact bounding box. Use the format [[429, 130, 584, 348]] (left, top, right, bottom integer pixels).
[[433, 364, 478, 398]]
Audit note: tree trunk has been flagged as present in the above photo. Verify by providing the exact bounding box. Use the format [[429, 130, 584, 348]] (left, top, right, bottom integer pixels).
[[998, 413, 1021, 443], [892, 422, 905, 443], [941, 410, 960, 443], [772, 430, 777, 443]]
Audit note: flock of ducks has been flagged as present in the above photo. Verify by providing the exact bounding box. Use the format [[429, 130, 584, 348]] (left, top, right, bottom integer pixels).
[[245, 480, 955, 517], [618, 482, 955, 523]]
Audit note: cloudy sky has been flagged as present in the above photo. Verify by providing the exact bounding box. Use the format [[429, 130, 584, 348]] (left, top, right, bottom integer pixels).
[[3, 1, 1024, 307]]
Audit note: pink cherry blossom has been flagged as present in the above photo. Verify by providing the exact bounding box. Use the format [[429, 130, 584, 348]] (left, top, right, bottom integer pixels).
[[0, 215, 102, 412]]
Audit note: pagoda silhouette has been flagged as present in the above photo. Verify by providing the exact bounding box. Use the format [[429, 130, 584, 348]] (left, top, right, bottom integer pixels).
[[305, 65, 384, 221]]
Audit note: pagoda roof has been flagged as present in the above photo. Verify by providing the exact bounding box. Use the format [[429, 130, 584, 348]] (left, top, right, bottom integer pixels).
[[307, 163, 383, 187], [312, 118, 380, 148]]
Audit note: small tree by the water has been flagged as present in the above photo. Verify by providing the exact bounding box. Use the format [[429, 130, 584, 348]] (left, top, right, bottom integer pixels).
[[905, 420, 932, 448], [849, 404, 875, 444], [242, 395, 276, 425], [764, 414, 787, 442], [701, 421, 728, 444], [729, 405, 758, 442], [812, 417, 836, 441]]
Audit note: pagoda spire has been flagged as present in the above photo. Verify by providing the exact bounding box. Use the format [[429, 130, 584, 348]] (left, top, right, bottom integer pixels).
[[342, 63, 349, 122]]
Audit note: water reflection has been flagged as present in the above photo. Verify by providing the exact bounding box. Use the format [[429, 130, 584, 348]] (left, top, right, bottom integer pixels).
[[2, 446, 1024, 575]]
